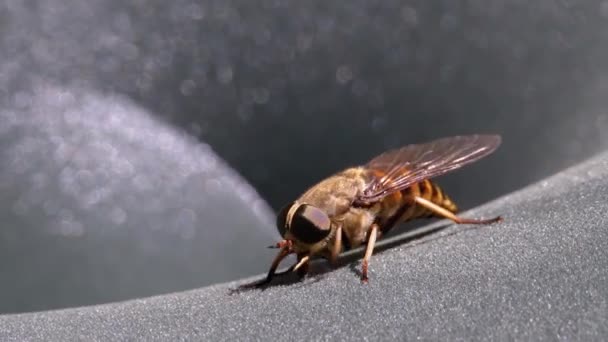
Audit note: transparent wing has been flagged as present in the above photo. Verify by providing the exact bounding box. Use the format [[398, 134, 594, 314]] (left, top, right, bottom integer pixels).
[[355, 135, 501, 205]]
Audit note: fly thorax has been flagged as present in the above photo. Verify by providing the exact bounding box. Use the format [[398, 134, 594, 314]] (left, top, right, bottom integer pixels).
[[339, 207, 376, 248]]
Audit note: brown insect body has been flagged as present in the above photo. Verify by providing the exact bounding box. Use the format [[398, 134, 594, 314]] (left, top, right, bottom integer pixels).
[[289, 169, 457, 258], [244, 134, 503, 288]]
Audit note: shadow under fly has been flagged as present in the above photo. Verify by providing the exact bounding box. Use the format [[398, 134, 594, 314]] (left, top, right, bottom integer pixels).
[[230, 216, 499, 294]]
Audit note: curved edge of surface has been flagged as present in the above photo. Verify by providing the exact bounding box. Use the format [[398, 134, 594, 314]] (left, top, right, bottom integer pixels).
[[1, 151, 608, 341]]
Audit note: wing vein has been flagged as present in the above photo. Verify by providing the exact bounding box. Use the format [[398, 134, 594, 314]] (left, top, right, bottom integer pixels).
[[355, 134, 501, 205]]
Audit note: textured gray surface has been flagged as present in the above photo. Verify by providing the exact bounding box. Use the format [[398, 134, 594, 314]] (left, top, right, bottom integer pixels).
[[1, 151, 607, 341]]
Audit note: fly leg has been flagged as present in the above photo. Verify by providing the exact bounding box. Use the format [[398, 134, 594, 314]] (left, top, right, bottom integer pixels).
[[293, 254, 310, 274], [361, 223, 379, 283], [255, 245, 291, 287], [329, 224, 342, 266], [292, 225, 342, 278], [293, 253, 310, 278], [274, 264, 296, 276], [274, 254, 310, 278], [414, 196, 502, 224], [237, 243, 292, 290]]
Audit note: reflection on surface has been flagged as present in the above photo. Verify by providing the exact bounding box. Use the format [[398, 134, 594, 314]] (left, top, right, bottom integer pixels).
[[0, 81, 277, 313]]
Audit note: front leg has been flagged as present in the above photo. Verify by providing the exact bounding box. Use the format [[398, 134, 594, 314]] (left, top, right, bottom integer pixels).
[[237, 244, 291, 289]]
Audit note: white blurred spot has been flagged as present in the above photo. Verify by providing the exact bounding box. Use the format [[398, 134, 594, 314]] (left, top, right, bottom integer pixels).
[[217, 64, 234, 84], [59, 208, 74, 221], [587, 168, 600, 178], [188, 3, 206, 20], [195, 148, 218, 173], [2, 80, 278, 244], [336, 65, 354, 84], [109, 207, 127, 226], [252, 199, 276, 229], [252, 87, 270, 104], [177, 208, 197, 225], [180, 225, 197, 240], [180, 79, 196, 96], [82, 187, 111, 208], [401, 6, 419, 27], [112, 159, 134, 177], [205, 178, 223, 195]]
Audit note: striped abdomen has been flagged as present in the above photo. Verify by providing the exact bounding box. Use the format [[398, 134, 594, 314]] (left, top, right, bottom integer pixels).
[[376, 179, 457, 232], [406, 179, 457, 219]]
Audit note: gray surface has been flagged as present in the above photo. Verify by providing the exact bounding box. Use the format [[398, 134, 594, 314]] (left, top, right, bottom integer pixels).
[[1, 151, 607, 341]]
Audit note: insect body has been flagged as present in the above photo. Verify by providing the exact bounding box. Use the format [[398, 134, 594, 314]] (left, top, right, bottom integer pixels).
[[250, 134, 502, 287]]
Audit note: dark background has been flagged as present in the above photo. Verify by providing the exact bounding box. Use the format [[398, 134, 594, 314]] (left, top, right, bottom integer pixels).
[[1, 0, 608, 313]]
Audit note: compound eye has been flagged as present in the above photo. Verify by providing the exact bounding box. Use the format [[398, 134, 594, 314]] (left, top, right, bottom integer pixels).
[[290, 204, 331, 244], [275, 202, 294, 237]]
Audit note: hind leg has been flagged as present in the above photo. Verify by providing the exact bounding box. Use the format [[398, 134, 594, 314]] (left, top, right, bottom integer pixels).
[[414, 196, 502, 224]]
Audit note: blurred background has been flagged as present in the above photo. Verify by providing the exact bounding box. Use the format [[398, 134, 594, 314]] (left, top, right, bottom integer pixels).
[[1, 0, 608, 314]]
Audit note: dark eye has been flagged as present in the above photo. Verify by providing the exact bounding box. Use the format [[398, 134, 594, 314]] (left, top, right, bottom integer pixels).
[[276, 202, 294, 237], [290, 204, 331, 244]]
